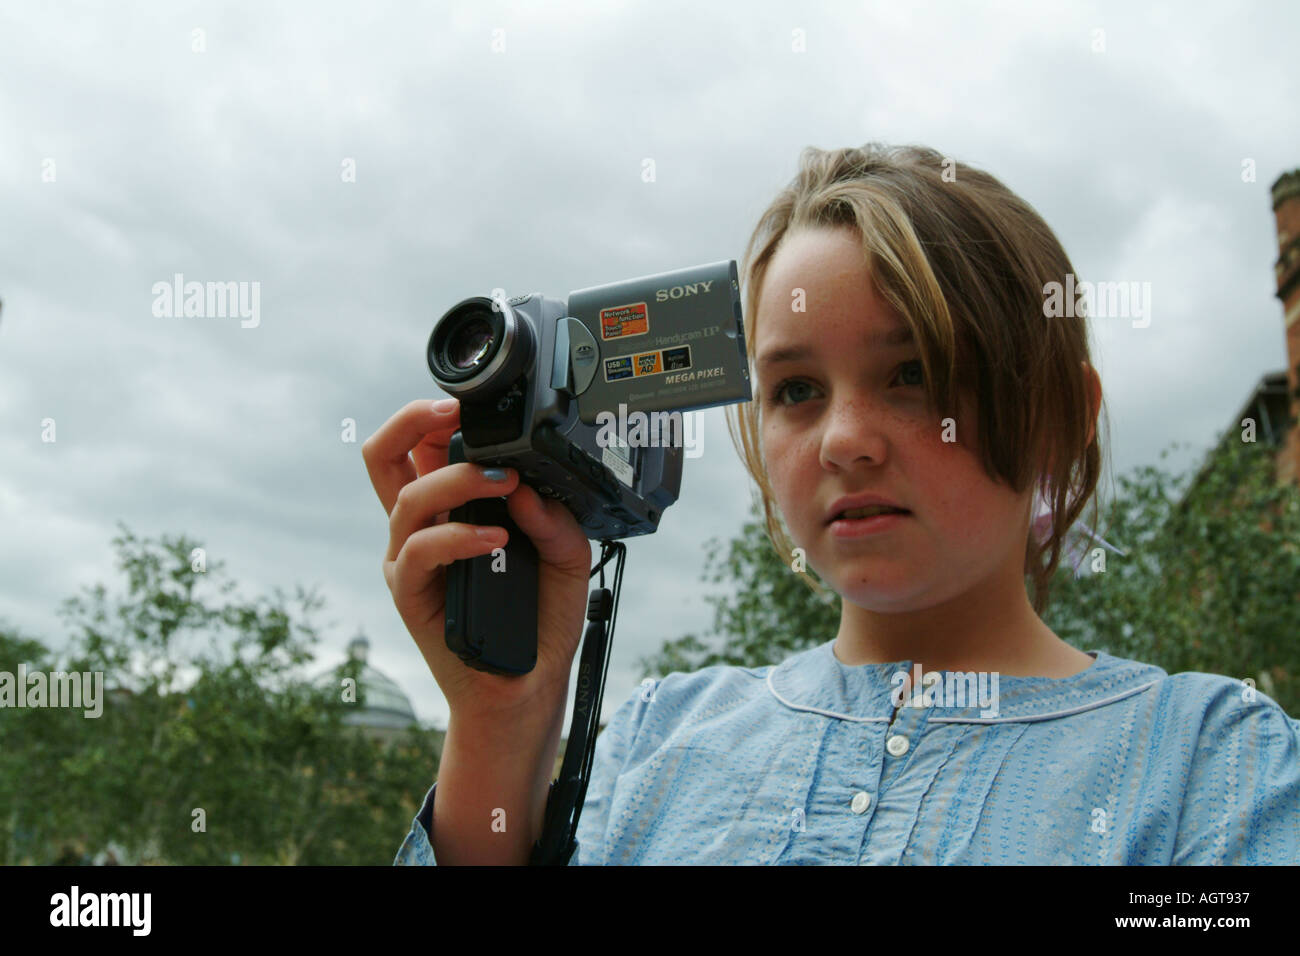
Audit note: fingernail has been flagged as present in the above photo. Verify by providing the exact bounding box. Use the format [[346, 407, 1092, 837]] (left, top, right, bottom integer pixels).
[[480, 467, 509, 482], [432, 398, 457, 414]]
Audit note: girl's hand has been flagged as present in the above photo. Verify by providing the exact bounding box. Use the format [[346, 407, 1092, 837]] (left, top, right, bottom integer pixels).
[[362, 398, 593, 725]]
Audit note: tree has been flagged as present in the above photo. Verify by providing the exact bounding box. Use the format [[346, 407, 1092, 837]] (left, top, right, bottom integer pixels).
[[636, 508, 840, 678], [640, 439, 1300, 719], [1048, 436, 1300, 716], [0, 523, 441, 865]]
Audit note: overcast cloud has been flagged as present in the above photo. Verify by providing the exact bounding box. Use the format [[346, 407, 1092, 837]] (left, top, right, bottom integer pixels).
[[2, 0, 1297, 730]]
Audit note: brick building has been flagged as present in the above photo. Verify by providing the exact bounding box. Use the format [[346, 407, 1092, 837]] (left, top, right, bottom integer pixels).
[[1186, 167, 1300, 500], [1270, 168, 1300, 485]]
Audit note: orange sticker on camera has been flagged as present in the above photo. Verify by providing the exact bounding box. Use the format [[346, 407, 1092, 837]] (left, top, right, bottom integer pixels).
[[600, 302, 649, 340], [633, 350, 662, 376]]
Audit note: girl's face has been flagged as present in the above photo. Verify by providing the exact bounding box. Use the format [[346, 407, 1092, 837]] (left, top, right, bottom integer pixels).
[[754, 226, 1034, 613]]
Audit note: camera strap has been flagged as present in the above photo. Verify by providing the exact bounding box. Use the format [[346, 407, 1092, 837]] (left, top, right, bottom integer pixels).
[[528, 539, 625, 866]]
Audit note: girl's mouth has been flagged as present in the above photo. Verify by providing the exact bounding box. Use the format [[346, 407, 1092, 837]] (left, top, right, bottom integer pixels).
[[828, 510, 911, 537]]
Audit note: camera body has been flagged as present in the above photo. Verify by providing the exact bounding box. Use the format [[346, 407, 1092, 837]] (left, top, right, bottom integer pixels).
[[427, 259, 751, 674]]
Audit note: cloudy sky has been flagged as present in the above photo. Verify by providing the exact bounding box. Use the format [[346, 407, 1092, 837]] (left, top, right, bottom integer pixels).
[[2, 0, 1297, 732]]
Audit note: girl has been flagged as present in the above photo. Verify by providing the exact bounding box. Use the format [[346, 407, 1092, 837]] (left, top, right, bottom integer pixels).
[[383, 143, 1300, 865]]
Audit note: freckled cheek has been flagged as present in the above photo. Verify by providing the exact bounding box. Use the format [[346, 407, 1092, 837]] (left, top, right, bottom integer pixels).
[[918, 461, 1003, 547], [901, 422, 987, 527], [760, 428, 814, 524]]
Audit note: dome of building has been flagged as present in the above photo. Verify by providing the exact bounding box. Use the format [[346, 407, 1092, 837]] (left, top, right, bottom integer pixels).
[[313, 631, 418, 737]]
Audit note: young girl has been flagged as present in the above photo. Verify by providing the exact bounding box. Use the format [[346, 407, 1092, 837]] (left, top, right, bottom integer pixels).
[[383, 143, 1300, 865]]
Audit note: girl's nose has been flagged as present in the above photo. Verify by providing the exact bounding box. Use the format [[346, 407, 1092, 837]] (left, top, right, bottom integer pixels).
[[819, 397, 889, 472]]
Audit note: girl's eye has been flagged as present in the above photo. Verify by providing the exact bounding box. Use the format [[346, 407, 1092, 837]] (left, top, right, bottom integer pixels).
[[769, 361, 924, 407], [894, 359, 925, 388], [769, 378, 818, 407]]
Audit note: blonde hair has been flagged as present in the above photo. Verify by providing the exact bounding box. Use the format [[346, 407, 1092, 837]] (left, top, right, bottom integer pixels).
[[725, 143, 1112, 615]]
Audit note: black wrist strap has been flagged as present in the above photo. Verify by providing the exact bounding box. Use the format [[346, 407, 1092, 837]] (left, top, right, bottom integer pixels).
[[529, 540, 625, 866]]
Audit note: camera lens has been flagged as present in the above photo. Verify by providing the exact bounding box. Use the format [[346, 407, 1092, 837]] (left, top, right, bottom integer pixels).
[[428, 297, 535, 398], [449, 315, 494, 369]]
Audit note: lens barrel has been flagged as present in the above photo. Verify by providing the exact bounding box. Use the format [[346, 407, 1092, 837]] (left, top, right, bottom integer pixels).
[[427, 297, 534, 397]]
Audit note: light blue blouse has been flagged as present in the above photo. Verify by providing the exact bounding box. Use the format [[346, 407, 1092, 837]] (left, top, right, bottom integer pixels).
[[394, 640, 1300, 864]]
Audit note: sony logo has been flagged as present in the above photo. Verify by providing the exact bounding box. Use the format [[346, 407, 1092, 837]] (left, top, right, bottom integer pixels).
[[655, 280, 713, 302]]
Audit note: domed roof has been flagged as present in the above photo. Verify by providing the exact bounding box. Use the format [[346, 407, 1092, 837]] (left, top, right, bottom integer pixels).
[[313, 631, 418, 730]]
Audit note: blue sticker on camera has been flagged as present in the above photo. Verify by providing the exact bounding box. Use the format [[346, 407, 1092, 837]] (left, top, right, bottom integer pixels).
[[604, 355, 634, 381]]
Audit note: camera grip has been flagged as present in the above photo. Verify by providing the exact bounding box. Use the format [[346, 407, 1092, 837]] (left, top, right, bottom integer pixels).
[[444, 437, 540, 675]]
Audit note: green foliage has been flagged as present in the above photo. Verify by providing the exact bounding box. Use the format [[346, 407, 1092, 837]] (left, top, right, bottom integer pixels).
[[641, 438, 1300, 718], [0, 522, 440, 865], [1046, 436, 1300, 716], [636, 514, 840, 678]]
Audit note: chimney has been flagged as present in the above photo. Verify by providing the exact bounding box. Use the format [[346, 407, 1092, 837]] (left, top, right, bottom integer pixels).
[[1271, 169, 1300, 484]]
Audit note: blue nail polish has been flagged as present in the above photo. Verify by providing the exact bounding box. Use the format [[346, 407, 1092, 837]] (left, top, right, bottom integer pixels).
[[481, 467, 508, 482]]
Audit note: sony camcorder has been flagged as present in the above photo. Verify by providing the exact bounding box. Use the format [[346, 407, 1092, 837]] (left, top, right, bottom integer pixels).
[[426, 259, 752, 675]]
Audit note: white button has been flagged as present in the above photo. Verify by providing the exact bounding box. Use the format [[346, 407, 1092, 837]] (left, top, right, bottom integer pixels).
[[886, 734, 910, 756], [850, 791, 872, 814]]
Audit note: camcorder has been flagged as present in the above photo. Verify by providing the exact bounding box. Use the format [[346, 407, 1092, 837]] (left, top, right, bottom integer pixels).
[[426, 259, 752, 675]]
